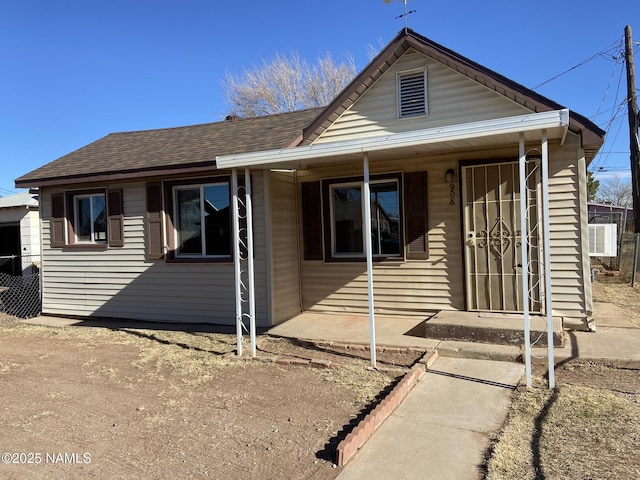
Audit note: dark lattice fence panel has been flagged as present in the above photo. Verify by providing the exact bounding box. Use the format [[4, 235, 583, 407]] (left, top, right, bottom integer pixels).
[[0, 255, 41, 318]]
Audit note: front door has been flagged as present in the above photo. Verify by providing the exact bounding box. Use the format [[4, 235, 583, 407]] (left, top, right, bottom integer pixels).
[[462, 161, 542, 313]]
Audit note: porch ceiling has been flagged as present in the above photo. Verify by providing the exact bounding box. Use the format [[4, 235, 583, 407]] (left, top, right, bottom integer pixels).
[[215, 109, 569, 170]]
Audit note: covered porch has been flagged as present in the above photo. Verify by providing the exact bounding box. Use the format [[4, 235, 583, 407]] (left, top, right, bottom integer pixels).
[[218, 110, 574, 387]]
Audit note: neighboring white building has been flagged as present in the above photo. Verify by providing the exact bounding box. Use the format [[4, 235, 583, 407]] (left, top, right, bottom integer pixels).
[[0, 191, 40, 275]]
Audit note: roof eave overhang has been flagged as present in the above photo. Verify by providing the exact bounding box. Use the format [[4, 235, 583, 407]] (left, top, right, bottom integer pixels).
[[14, 162, 219, 189], [216, 109, 569, 170]]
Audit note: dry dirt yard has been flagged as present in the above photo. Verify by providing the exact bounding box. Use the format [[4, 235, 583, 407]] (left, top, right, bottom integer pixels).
[[486, 277, 640, 480], [0, 316, 422, 480]]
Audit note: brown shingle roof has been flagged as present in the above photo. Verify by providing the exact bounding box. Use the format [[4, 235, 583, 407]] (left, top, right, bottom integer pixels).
[[15, 108, 322, 187]]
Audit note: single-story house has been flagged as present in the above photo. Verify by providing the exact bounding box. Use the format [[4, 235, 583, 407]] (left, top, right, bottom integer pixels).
[[15, 29, 605, 332]]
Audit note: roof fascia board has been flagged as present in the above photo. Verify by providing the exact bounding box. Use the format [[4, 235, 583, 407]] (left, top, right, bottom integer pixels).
[[15, 163, 218, 189], [300, 30, 409, 145], [402, 31, 605, 142], [216, 109, 569, 169]]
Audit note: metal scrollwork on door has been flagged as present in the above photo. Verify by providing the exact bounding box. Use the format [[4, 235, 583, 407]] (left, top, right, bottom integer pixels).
[[477, 230, 488, 248], [476, 217, 512, 258]]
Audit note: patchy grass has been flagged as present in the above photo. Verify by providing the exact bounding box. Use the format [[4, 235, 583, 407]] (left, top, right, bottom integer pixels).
[[487, 368, 640, 480], [486, 278, 640, 480], [593, 276, 640, 326], [0, 314, 405, 479]]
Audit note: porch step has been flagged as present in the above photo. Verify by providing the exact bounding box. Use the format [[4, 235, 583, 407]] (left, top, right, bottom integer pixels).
[[424, 311, 564, 347]]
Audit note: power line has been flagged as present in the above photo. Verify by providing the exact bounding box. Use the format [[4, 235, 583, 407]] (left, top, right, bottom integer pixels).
[[595, 151, 634, 154], [591, 53, 626, 120], [590, 100, 627, 173], [526, 35, 633, 179], [592, 112, 627, 175], [531, 37, 623, 90]]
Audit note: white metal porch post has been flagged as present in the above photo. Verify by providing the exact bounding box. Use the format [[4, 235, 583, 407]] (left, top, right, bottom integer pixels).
[[540, 131, 555, 389], [519, 134, 532, 387], [232, 168, 243, 356], [244, 168, 257, 358], [231, 168, 257, 357], [362, 153, 377, 368]]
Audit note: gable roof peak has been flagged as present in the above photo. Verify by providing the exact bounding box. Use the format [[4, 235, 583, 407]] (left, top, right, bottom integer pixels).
[[300, 28, 604, 158]]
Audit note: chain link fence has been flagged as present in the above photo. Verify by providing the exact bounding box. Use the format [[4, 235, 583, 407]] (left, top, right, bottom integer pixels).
[[0, 254, 41, 318], [589, 211, 631, 271], [616, 234, 640, 286]]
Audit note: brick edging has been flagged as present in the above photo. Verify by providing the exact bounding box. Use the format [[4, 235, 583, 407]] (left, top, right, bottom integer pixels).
[[336, 350, 438, 466], [223, 351, 344, 369]]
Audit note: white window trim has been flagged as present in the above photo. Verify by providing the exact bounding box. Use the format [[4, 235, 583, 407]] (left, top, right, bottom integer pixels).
[[172, 181, 230, 259], [329, 179, 401, 259], [397, 67, 428, 119], [73, 193, 107, 244]]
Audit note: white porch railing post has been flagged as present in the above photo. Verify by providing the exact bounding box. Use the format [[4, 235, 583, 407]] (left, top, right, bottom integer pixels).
[[519, 134, 532, 387], [244, 168, 256, 358], [362, 153, 377, 368], [231, 168, 243, 356], [540, 131, 555, 389]]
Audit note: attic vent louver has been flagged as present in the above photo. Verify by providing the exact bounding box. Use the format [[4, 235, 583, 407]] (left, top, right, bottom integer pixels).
[[398, 69, 427, 118]]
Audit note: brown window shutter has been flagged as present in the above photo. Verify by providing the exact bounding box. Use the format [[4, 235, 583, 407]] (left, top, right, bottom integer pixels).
[[51, 193, 66, 248], [301, 181, 323, 260], [404, 171, 428, 259], [107, 189, 125, 247], [146, 182, 165, 260]]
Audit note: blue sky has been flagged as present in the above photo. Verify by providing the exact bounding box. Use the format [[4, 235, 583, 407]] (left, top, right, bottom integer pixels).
[[1, 0, 638, 195]]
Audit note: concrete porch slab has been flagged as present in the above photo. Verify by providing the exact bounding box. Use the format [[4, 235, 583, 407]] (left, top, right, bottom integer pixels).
[[268, 312, 439, 350], [425, 310, 564, 347]]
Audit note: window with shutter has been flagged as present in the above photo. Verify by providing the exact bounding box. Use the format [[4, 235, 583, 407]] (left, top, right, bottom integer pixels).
[[318, 173, 404, 262], [397, 69, 427, 119], [53, 188, 115, 248], [161, 176, 233, 262], [51, 188, 114, 248], [303, 173, 427, 262]]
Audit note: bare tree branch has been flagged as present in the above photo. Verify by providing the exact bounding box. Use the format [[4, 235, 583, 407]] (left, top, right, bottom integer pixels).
[[223, 51, 356, 117], [597, 175, 632, 207]]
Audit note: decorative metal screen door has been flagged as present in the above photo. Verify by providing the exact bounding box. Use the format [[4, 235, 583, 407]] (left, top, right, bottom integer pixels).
[[462, 162, 542, 313]]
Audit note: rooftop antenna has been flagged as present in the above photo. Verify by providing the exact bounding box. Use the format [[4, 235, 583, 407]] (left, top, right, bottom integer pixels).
[[384, 0, 416, 33]]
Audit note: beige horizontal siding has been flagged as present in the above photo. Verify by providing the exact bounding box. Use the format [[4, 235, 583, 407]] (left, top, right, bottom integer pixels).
[[268, 172, 302, 324], [299, 156, 464, 316], [547, 135, 589, 321], [314, 51, 531, 144], [40, 175, 270, 326]]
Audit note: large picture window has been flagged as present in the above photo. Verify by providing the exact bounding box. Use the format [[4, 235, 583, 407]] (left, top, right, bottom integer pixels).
[[173, 182, 231, 258], [328, 177, 401, 259]]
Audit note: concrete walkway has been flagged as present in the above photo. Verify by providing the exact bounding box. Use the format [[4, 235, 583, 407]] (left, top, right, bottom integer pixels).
[[267, 301, 640, 479], [337, 357, 524, 480]]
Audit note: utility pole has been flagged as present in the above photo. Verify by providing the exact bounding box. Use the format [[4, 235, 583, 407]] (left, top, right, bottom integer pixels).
[[625, 25, 640, 232]]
